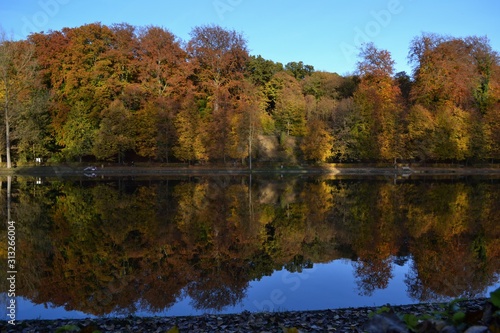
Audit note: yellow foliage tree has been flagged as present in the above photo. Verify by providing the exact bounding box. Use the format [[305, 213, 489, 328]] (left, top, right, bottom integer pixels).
[[300, 120, 333, 162]]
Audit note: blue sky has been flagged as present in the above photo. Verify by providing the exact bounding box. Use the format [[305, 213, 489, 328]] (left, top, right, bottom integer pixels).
[[1, 0, 499, 75]]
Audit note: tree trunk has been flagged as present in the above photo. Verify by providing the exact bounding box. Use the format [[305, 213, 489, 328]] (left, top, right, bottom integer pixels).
[[248, 122, 252, 171], [7, 175, 12, 222], [5, 106, 11, 169]]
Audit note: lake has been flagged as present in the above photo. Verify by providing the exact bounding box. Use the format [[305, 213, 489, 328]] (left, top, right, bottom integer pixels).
[[1, 173, 499, 320]]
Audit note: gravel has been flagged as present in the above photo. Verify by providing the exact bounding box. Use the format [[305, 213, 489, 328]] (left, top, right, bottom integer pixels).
[[1, 299, 496, 333]]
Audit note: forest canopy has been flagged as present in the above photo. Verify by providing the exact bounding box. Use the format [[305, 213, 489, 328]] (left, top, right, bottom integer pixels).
[[0, 24, 499, 167]]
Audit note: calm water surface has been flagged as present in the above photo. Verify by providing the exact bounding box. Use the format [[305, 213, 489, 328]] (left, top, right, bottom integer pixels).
[[1, 174, 499, 320]]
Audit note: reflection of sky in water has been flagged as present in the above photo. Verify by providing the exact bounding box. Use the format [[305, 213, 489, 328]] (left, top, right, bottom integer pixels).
[[13, 258, 500, 320], [15, 297, 92, 320]]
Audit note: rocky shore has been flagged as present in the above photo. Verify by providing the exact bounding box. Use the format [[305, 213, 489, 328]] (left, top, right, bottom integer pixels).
[[2, 299, 498, 333]]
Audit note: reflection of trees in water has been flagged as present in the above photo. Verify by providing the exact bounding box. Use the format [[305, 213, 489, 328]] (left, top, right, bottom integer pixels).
[[186, 269, 247, 312], [331, 180, 402, 296], [353, 258, 394, 296], [405, 234, 498, 302], [402, 181, 500, 302], [1, 176, 499, 316]]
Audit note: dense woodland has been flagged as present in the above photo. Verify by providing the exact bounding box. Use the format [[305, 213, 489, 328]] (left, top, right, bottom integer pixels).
[[1, 23, 500, 167]]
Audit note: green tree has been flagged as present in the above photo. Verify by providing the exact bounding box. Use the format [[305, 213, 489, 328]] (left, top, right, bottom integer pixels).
[[285, 61, 314, 80], [302, 71, 344, 99], [484, 104, 500, 160], [264, 71, 307, 136], [302, 71, 344, 121], [13, 89, 51, 163], [59, 101, 96, 161], [246, 55, 283, 86], [330, 97, 361, 161], [394, 71, 412, 104], [93, 99, 134, 162]]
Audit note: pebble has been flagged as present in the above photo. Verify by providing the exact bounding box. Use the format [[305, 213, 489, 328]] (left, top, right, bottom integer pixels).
[[0, 298, 494, 333], [464, 326, 489, 333]]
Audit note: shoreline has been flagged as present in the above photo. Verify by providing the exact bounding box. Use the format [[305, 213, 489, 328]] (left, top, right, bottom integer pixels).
[[1, 165, 500, 177], [0, 299, 493, 332]]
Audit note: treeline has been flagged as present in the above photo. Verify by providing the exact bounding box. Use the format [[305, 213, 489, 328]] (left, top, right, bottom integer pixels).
[[0, 23, 499, 166]]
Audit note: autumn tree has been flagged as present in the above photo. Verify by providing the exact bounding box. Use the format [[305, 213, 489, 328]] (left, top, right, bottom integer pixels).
[[28, 30, 70, 146], [0, 35, 37, 168], [134, 26, 186, 161], [353, 43, 404, 161], [226, 81, 262, 164], [409, 34, 476, 109], [408, 34, 500, 161], [432, 103, 472, 161], [50, 24, 122, 155], [300, 119, 333, 162], [188, 24, 248, 112], [10, 23, 500, 164], [173, 94, 208, 164], [137, 26, 185, 97], [108, 23, 139, 87], [187, 25, 249, 161], [0, 119, 5, 163], [135, 98, 179, 162], [405, 104, 437, 161], [60, 24, 119, 112]]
